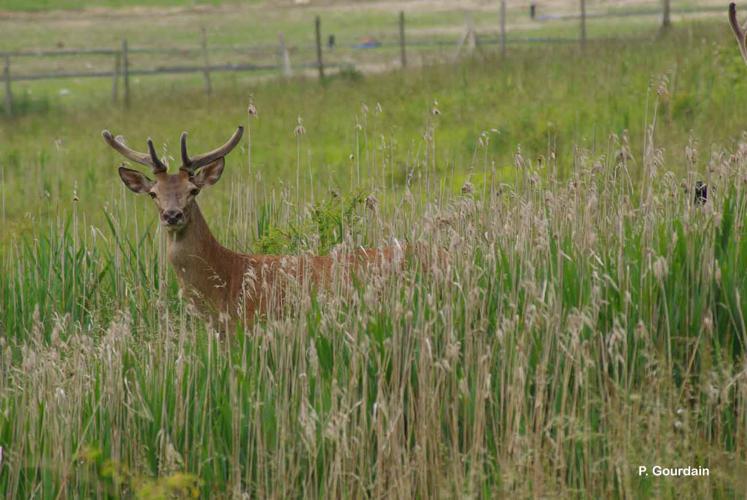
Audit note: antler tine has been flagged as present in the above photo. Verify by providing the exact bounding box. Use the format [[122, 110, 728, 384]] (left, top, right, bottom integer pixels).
[[180, 126, 244, 174], [102, 130, 167, 174], [146, 138, 168, 174], [180, 131, 190, 168], [730, 3, 747, 65]]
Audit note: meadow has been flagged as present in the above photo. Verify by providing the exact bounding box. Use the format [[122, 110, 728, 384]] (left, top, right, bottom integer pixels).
[[1, 13, 747, 498]]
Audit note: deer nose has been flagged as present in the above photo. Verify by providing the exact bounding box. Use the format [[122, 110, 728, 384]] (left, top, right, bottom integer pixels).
[[163, 209, 184, 225]]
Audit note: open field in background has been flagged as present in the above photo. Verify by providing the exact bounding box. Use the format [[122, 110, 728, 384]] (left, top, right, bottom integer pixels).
[[0, 0, 732, 98], [0, 0, 718, 13], [2, 4, 747, 498], [2, 22, 747, 241]]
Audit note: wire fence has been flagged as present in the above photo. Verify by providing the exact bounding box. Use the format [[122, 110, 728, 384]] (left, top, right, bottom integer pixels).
[[0, 0, 714, 116]]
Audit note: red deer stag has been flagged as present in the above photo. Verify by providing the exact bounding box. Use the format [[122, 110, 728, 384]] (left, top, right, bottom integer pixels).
[[102, 127, 406, 329]]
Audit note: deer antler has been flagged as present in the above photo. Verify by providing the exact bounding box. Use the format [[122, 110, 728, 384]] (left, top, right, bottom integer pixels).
[[102, 130, 168, 174], [180, 126, 244, 174], [730, 3, 747, 65]]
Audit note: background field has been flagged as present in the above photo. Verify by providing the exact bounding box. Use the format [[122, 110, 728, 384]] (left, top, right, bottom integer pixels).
[[1, 1, 747, 498]]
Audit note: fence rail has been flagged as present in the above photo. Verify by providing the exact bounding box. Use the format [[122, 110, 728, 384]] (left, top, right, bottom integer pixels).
[[0, 1, 700, 116]]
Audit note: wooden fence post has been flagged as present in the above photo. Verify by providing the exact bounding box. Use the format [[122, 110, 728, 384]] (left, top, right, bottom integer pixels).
[[201, 27, 212, 96], [500, 0, 507, 58], [122, 38, 130, 108], [662, 0, 671, 29], [3, 56, 12, 117], [466, 14, 477, 54], [315, 16, 324, 80], [579, 0, 587, 48], [399, 11, 407, 68], [111, 51, 121, 103], [278, 33, 292, 77], [454, 13, 477, 61]]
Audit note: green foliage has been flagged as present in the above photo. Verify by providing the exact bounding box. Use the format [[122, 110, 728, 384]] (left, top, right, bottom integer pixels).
[[332, 64, 364, 83], [0, 92, 51, 117], [254, 190, 366, 254], [77, 445, 201, 498]]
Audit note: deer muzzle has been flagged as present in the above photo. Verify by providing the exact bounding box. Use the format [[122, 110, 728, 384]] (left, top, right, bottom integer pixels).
[[162, 209, 184, 227]]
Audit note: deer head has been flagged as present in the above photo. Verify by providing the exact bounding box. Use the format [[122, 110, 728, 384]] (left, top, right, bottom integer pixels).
[[102, 126, 243, 231]]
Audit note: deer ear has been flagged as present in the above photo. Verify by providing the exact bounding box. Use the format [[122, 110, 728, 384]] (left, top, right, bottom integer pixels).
[[118, 166, 154, 194], [192, 158, 225, 188]]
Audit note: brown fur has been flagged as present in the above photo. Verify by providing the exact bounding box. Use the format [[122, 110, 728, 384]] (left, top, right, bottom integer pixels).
[[165, 200, 404, 328]]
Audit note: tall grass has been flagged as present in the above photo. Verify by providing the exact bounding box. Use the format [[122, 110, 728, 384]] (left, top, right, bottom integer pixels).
[[1, 72, 746, 496]]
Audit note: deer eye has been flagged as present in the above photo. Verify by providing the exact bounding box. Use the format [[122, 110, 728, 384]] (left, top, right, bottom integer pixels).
[[148, 191, 157, 199], [190, 188, 200, 196]]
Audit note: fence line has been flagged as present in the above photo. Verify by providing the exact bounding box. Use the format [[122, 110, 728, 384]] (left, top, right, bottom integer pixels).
[[0, 3, 700, 115]]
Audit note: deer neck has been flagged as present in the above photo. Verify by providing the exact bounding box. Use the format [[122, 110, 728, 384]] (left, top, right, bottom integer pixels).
[[165, 202, 222, 260], [164, 202, 245, 313]]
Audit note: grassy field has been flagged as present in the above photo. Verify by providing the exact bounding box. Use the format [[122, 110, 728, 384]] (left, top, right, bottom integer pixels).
[[0, 2, 649, 57], [1, 13, 747, 498]]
